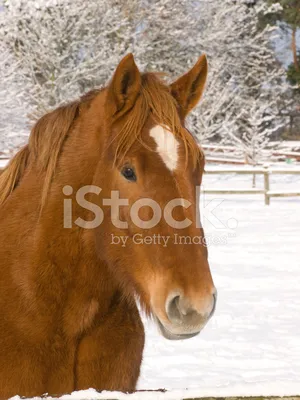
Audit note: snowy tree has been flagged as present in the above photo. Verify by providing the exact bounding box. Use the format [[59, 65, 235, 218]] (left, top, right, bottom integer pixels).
[[0, 0, 144, 150], [0, 47, 29, 156], [126, 0, 287, 150], [0, 0, 141, 115], [207, 1, 288, 163], [0, 0, 289, 160], [259, 0, 300, 137], [265, 0, 300, 74]]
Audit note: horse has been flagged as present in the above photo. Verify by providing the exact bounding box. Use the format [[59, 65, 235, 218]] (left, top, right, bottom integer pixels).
[[0, 54, 216, 399]]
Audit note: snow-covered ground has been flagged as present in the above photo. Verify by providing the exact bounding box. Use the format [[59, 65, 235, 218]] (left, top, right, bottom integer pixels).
[[9, 167, 300, 400], [139, 173, 300, 396]]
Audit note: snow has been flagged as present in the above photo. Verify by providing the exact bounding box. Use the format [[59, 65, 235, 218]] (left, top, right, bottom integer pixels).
[[10, 381, 300, 400], [138, 175, 300, 397], [7, 167, 300, 399], [0, 159, 8, 168]]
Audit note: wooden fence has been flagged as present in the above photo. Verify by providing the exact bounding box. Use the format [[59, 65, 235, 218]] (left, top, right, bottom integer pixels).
[[202, 144, 300, 165], [203, 166, 300, 205]]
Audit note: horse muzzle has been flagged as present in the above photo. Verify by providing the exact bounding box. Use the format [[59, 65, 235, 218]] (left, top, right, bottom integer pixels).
[[153, 291, 217, 340]]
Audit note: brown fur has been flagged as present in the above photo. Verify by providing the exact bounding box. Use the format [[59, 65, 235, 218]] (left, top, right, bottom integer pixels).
[[0, 54, 214, 399]]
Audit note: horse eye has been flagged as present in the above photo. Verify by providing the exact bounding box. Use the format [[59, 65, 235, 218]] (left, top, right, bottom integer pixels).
[[121, 166, 137, 182]]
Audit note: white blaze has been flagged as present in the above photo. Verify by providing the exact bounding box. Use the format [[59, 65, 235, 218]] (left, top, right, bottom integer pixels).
[[149, 125, 179, 171]]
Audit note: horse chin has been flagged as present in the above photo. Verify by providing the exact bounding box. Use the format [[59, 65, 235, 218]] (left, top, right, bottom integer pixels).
[[154, 315, 200, 341]]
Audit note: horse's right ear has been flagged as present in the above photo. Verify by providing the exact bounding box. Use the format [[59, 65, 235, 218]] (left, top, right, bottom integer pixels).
[[106, 54, 141, 118]]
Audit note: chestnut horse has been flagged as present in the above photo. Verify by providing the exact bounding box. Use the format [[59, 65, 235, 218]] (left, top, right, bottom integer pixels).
[[0, 54, 216, 398]]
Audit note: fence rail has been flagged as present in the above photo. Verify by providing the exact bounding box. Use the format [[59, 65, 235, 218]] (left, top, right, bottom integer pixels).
[[202, 144, 300, 164], [203, 166, 300, 205]]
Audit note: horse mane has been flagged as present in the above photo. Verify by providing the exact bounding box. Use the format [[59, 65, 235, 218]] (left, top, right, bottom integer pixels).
[[0, 146, 30, 206], [0, 73, 203, 209], [0, 89, 100, 208]]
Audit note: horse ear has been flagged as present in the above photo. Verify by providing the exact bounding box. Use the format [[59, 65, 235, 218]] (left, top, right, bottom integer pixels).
[[170, 54, 208, 118], [106, 53, 141, 118]]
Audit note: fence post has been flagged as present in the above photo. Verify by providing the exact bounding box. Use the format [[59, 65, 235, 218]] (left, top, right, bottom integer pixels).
[[264, 166, 270, 205]]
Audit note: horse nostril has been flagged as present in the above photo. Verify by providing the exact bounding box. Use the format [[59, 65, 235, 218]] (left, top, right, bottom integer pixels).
[[166, 295, 182, 324], [166, 292, 217, 325], [166, 294, 202, 325], [210, 292, 217, 318]]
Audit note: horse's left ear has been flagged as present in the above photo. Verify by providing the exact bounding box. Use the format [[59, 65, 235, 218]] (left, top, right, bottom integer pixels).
[[106, 53, 141, 118], [170, 54, 208, 118]]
